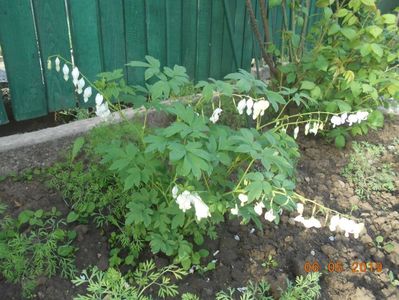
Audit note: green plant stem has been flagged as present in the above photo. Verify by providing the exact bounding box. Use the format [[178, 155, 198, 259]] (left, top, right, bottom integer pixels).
[[232, 159, 255, 193]]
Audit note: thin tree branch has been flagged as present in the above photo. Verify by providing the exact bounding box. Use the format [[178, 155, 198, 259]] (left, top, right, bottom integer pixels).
[[245, 0, 280, 79]]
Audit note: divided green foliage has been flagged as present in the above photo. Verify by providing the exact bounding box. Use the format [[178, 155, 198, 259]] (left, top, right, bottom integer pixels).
[[0, 206, 76, 298], [215, 272, 321, 300], [72, 260, 187, 300], [342, 141, 396, 199]]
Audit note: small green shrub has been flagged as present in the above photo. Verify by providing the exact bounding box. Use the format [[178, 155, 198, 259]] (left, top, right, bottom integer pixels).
[[72, 260, 187, 300], [342, 141, 395, 199], [215, 272, 321, 300], [0, 204, 76, 298]]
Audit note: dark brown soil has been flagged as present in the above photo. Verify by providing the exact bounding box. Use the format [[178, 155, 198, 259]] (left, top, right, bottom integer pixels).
[[0, 118, 398, 300]]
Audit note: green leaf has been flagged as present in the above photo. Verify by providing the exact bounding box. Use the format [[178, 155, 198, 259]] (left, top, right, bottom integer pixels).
[[126, 61, 150, 68], [316, 0, 334, 7], [198, 249, 209, 257], [366, 26, 382, 38], [18, 210, 34, 224], [370, 43, 383, 58], [57, 245, 74, 257], [368, 110, 384, 128], [335, 135, 346, 148], [300, 81, 316, 90], [328, 23, 341, 35], [360, 0, 374, 6], [171, 213, 185, 229], [269, 0, 282, 7], [382, 14, 397, 24], [341, 27, 357, 40], [67, 211, 79, 223], [375, 235, 384, 243], [71, 137, 85, 162], [335, 100, 351, 112], [336, 8, 348, 17], [384, 243, 394, 253]]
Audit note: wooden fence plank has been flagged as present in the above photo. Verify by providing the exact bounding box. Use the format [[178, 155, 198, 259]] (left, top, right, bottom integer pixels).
[[0, 100, 8, 125], [182, 0, 197, 80], [221, 0, 236, 76], [33, 0, 76, 112], [124, 0, 147, 85], [196, 0, 212, 80], [234, 0, 246, 69], [166, 0, 182, 67], [98, 0, 126, 73], [241, 0, 255, 70], [0, 0, 47, 121], [68, 0, 103, 107], [146, 0, 166, 67], [209, 0, 224, 79]]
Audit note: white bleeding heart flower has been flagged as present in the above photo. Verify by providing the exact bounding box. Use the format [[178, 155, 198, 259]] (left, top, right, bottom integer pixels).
[[72, 67, 80, 86], [304, 123, 310, 135], [62, 64, 70, 81], [340, 113, 348, 123], [95, 102, 111, 118], [264, 209, 276, 222], [231, 204, 239, 215], [77, 78, 85, 94], [346, 114, 358, 126], [254, 202, 265, 215], [237, 99, 247, 115], [252, 100, 270, 120], [294, 215, 305, 223], [83, 87, 92, 103], [293, 126, 299, 139], [95, 93, 104, 106], [176, 190, 192, 212], [296, 203, 304, 215], [329, 215, 340, 232], [172, 186, 179, 199], [238, 194, 249, 206], [302, 217, 322, 229], [309, 123, 319, 135], [210, 108, 223, 124], [330, 115, 342, 128], [246, 98, 254, 116], [192, 195, 211, 221], [47, 59, 52, 70], [55, 57, 61, 72]]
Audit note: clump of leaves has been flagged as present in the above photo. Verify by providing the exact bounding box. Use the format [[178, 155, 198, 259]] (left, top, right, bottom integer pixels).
[[72, 260, 187, 300], [0, 205, 77, 298], [215, 272, 321, 300], [342, 142, 396, 199], [280, 272, 322, 300]]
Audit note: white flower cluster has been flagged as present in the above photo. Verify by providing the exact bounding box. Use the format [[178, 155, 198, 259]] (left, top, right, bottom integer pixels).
[[231, 193, 276, 222], [172, 186, 210, 221], [293, 203, 364, 239], [293, 203, 322, 229], [53, 57, 110, 118], [209, 108, 223, 123], [329, 215, 364, 239], [331, 111, 369, 128], [237, 97, 270, 120]]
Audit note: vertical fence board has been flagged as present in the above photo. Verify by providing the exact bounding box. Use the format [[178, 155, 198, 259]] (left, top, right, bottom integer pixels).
[[0, 0, 47, 121], [241, 0, 255, 70], [68, 0, 103, 107], [98, 0, 126, 73], [124, 0, 147, 85], [209, 0, 224, 79], [146, 0, 166, 67], [0, 99, 8, 124], [196, 0, 212, 80], [233, 0, 246, 68], [221, 0, 236, 76], [33, 0, 76, 112], [182, 0, 197, 80], [166, 0, 182, 67]]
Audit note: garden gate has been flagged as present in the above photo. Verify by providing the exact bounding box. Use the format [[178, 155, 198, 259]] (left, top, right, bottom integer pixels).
[[0, 0, 319, 125]]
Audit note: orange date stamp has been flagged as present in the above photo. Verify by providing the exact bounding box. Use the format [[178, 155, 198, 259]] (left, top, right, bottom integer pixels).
[[304, 261, 383, 273]]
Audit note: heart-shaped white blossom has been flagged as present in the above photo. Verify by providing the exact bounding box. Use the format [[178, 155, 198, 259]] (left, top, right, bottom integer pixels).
[[83, 87, 92, 103]]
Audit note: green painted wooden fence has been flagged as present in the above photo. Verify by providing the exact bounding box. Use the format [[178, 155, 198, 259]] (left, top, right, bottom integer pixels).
[[0, 0, 320, 125]]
